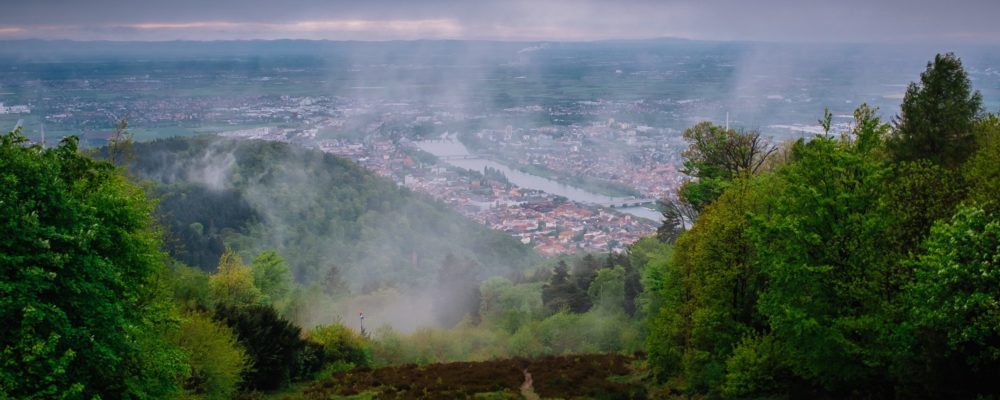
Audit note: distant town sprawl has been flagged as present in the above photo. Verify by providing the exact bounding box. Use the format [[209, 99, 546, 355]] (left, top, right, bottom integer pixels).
[[6, 41, 1000, 254]]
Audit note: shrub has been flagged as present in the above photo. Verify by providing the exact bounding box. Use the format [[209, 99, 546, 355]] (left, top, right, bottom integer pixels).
[[172, 312, 249, 400]]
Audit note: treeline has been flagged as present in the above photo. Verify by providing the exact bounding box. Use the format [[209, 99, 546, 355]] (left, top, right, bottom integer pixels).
[[643, 53, 1000, 398], [125, 135, 539, 288], [168, 249, 371, 397], [369, 249, 660, 365]]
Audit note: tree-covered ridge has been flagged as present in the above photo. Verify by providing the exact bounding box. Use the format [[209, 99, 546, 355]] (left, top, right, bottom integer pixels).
[[126, 135, 539, 289], [643, 52, 1000, 398]]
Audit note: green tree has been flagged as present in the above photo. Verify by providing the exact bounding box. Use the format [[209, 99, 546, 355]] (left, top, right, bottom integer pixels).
[[587, 266, 626, 313], [209, 249, 263, 308], [890, 53, 983, 167], [250, 250, 292, 307], [678, 122, 776, 211], [169, 263, 213, 312], [0, 130, 186, 399], [170, 312, 249, 400], [668, 177, 770, 393], [751, 135, 896, 395], [897, 207, 1000, 397], [964, 114, 1000, 214]]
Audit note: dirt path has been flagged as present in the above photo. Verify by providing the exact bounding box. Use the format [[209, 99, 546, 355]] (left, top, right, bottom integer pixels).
[[520, 369, 540, 400]]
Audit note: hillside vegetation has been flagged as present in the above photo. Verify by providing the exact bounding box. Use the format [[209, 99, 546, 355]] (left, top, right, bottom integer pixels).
[[126, 135, 539, 288]]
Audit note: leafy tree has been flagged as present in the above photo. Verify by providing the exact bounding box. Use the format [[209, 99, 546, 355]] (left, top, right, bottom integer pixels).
[[209, 249, 264, 308], [880, 160, 966, 260], [964, 114, 1000, 214], [751, 135, 896, 395], [890, 53, 983, 167], [721, 334, 792, 399], [106, 115, 135, 167], [170, 312, 249, 400], [479, 277, 544, 334], [897, 207, 1000, 397], [678, 122, 776, 211], [250, 250, 292, 307], [667, 177, 770, 393], [168, 263, 213, 312], [587, 266, 626, 313], [0, 130, 186, 399]]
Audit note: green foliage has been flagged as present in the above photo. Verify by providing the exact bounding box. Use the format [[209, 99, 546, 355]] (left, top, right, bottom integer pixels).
[[642, 67, 1000, 397], [678, 122, 776, 211], [587, 266, 626, 313], [154, 183, 258, 270], [751, 135, 894, 393], [208, 249, 264, 308], [964, 115, 1000, 214], [847, 103, 891, 155], [721, 335, 790, 400], [890, 52, 983, 167], [171, 312, 249, 400], [898, 206, 1000, 397], [0, 129, 186, 399], [367, 255, 647, 367], [250, 250, 293, 308], [879, 160, 966, 258], [169, 263, 214, 312], [306, 323, 373, 374], [666, 177, 770, 393], [479, 277, 544, 334]]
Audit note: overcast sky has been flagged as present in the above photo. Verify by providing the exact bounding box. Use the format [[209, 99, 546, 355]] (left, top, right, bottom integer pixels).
[[1, 0, 998, 43]]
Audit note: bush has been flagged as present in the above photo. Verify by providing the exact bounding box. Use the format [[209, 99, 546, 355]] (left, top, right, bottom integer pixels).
[[305, 322, 372, 375], [172, 312, 249, 400]]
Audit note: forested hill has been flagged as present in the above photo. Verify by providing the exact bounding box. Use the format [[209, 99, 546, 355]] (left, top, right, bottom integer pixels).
[[126, 135, 539, 289]]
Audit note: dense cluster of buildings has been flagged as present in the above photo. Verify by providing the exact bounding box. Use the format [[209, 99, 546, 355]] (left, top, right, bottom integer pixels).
[[304, 132, 659, 255]]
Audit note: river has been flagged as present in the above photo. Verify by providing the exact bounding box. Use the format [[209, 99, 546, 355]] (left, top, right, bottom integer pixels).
[[414, 139, 663, 222]]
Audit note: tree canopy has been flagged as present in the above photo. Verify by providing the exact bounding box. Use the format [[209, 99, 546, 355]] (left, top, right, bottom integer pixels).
[[0, 129, 186, 399]]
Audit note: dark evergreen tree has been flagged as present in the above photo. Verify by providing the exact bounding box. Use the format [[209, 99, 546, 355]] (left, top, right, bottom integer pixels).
[[213, 304, 308, 391], [891, 53, 983, 167]]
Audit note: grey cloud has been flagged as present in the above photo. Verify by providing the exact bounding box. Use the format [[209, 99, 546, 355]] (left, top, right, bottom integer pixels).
[[1, 0, 998, 43]]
